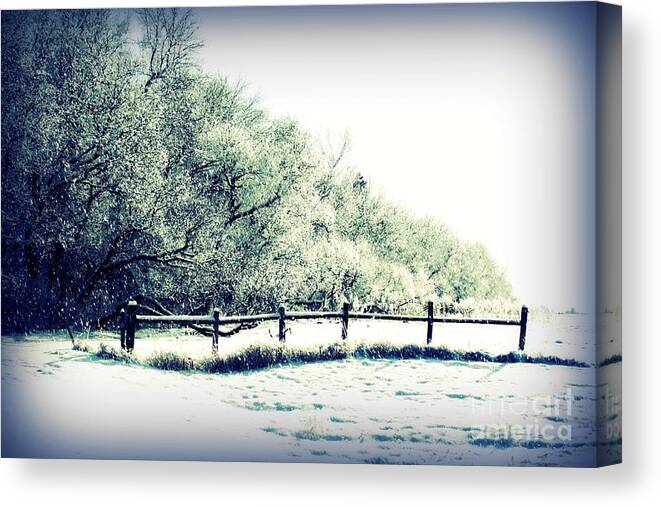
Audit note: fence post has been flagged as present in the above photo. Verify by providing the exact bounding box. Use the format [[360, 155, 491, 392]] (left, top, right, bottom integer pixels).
[[119, 308, 127, 350], [212, 308, 220, 353], [518, 305, 529, 351], [126, 299, 138, 352], [426, 301, 434, 344], [278, 306, 286, 342], [341, 302, 350, 340]]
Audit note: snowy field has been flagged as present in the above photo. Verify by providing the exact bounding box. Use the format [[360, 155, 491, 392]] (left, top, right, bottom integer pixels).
[[1, 314, 621, 466]]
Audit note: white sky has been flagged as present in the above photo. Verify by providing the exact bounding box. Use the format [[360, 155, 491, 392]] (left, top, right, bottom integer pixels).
[[192, 3, 597, 311]]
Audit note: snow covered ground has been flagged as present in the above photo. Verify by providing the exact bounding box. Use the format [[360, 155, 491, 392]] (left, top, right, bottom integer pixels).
[[1, 314, 621, 466]]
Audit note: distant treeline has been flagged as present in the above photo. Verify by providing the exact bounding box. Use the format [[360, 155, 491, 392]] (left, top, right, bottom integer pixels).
[[1, 9, 515, 332]]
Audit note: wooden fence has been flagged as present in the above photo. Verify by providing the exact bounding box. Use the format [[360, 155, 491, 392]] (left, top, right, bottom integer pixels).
[[118, 300, 529, 353]]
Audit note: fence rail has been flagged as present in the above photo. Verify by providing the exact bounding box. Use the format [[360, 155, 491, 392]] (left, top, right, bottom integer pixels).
[[119, 300, 529, 354]]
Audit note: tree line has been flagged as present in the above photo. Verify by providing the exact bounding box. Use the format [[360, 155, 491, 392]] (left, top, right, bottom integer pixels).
[[1, 9, 515, 333]]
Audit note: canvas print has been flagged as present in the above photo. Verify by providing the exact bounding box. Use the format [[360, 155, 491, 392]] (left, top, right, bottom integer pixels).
[[1, 2, 622, 467]]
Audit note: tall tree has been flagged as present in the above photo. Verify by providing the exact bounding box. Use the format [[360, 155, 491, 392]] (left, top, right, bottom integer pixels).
[[1, 8, 515, 333]]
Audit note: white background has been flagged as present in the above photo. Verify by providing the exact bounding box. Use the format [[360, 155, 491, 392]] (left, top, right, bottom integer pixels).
[[1, 0, 659, 505], [190, 2, 599, 311]]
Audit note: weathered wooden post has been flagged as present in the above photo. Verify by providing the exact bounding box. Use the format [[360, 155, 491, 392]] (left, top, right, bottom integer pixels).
[[212, 308, 220, 353], [426, 301, 434, 345], [126, 299, 138, 352], [341, 302, 350, 340], [518, 305, 529, 351], [119, 308, 127, 350], [278, 306, 286, 342]]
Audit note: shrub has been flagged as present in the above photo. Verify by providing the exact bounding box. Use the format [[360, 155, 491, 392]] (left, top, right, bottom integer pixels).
[[74, 339, 589, 374], [145, 351, 195, 371], [95, 343, 137, 364], [72, 340, 94, 353]]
